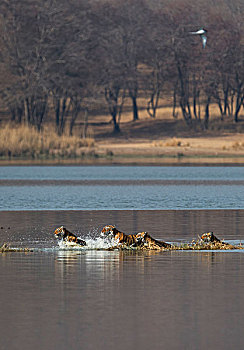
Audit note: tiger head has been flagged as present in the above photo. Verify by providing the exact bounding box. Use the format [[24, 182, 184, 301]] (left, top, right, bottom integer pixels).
[[201, 232, 219, 243], [54, 226, 66, 239], [100, 225, 117, 238]]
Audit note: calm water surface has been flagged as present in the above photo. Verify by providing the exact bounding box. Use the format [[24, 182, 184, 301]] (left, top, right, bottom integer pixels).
[[2, 248, 244, 350], [0, 166, 244, 209], [1, 165, 244, 180], [1, 166, 244, 349]]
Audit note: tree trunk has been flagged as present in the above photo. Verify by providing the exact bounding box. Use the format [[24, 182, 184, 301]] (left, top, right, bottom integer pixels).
[[172, 81, 178, 118], [234, 94, 244, 122], [25, 98, 31, 125], [111, 105, 120, 133], [131, 95, 138, 121], [223, 84, 229, 116], [216, 95, 224, 120], [128, 83, 139, 121], [104, 87, 122, 133], [82, 108, 89, 139], [176, 59, 192, 125], [192, 74, 200, 121], [70, 99, 81, 136], [36, 96, 48, 131], [204, 96, 211, 129], [147, 90, 160, 118], [55, 98, 60, 134], [60, 98, 67, 135]]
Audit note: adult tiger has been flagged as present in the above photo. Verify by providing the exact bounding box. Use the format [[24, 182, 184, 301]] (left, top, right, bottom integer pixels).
[[200, 232, 222, 243], [136, 231, 172, 250], [200, 231, 239, 249], [54, 226, 86, 246], [101, 225, 172, 250]]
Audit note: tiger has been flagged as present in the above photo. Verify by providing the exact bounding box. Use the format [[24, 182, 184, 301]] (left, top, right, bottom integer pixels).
[[200, 231, 238, 249], [201, 232, 222, 243], [54, 226, 86, 247], [136, 231, 172, 250], [100, 225, 172, 250]]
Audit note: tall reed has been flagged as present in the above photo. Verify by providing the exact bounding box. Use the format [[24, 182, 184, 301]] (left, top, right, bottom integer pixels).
[[0, 124, 95, 158]]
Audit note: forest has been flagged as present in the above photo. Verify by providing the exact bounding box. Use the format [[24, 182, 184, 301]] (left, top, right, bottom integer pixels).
[[0, 0, 243, 135]]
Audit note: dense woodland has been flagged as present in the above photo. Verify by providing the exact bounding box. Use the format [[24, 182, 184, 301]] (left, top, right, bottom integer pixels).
[[0, 0, 243, 135]]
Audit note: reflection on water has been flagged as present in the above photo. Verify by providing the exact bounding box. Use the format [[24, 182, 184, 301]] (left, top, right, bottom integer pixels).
[[1, 210, 244, 350], [1, 248, 244, 350]]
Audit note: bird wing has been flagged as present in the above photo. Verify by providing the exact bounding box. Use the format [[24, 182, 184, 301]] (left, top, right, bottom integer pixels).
[[190, 29, 205, 35]]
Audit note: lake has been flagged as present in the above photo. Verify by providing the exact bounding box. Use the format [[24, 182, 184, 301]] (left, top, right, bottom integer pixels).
[[1, 166, 244, 350]]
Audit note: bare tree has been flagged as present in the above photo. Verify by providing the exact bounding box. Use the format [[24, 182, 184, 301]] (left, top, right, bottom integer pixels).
[[0, 0, 243, 135]]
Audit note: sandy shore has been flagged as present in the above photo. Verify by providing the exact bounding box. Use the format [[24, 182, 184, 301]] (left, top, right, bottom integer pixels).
[[90, 134, 244, 165]]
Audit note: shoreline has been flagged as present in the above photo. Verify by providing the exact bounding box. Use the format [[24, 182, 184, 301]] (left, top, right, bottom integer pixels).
[[1, 116, 244, 166], [1, 153, 244, 166], [1, 134, 244, 166], [1, 156, 244, 166]]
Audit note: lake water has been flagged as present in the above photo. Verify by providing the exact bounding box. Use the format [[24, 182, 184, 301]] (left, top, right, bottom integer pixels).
[[0, 166, 244, 210], [1, 165, 244, 181], [1, 166, 244, 350]]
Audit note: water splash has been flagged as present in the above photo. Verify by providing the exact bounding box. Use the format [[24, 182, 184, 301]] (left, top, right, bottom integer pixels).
[[57, 235, 117, 250]]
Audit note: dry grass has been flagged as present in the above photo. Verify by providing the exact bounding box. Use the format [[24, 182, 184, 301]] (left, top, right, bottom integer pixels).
[[153, 137, 191, 148], [0, 124, 95, 159], [231, 141, 244, 150]]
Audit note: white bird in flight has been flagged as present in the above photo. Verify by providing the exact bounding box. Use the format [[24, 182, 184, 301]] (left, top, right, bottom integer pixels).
[[190, 28, 207, 48]]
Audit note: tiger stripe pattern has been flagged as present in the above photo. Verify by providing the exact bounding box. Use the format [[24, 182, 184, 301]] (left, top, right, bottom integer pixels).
[[101, 225, 172, 250]]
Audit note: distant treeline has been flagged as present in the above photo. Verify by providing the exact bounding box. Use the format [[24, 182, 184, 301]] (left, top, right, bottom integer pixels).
[[0, 0, 243, 134]]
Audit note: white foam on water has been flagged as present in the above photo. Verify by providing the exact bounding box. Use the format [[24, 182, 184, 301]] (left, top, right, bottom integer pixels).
[[57, 235, 117, 250], [84, 236, 117, 249]]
